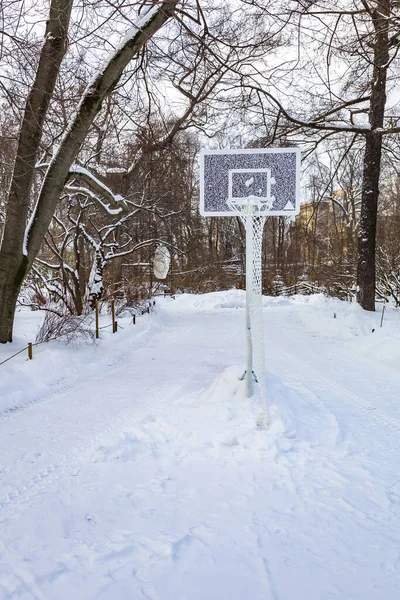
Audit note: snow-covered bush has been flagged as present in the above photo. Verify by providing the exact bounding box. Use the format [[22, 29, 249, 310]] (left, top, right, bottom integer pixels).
[[35, 310, 95, 344]]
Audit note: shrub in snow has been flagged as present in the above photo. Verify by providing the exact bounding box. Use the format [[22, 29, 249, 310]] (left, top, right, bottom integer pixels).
[[35, 310, 95, 344]]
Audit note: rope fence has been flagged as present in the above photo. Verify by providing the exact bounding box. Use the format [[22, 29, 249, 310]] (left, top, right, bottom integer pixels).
[[0, 334, 66, 367], [0, 299, 156, 368], [0, 345, 30, 367]]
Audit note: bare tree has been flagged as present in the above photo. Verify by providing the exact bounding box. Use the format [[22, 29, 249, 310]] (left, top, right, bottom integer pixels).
[[0, 0, 178, 342], [235, 0, 400, 310]]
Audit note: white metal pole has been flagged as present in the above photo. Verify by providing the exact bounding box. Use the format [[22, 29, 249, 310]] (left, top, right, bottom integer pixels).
[[245, 202, 254, 397]]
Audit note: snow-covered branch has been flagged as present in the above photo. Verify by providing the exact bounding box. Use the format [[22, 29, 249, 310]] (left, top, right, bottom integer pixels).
[[68, 164, 129, 214]]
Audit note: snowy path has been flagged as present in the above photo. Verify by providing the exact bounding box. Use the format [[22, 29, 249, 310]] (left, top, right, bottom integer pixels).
[[1, 293, 400, 599]]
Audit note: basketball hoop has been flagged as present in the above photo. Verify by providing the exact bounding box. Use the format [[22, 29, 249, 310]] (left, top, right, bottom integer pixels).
[[200, 147, 301, 428]]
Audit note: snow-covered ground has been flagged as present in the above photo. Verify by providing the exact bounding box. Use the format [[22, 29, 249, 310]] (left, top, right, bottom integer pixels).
[[1, 292, 400, 599]]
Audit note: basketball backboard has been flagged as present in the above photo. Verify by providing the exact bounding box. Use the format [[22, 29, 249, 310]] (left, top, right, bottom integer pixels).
[[199, 147, 300, 216]]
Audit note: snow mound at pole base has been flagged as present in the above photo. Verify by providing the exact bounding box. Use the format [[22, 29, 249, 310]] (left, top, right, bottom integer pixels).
[[194, 365, 285, 449], [195, 365, 248, 405]]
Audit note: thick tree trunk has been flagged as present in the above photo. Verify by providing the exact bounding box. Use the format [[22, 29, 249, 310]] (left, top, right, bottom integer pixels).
[[0, 256, 29, 343], [0, 1, 177, 342], [356, 0, 389, 311], [357, 132, 382, 310], [0, 0, 72, 342]]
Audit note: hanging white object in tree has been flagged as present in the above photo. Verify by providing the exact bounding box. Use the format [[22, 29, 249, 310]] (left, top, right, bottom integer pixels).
[[153, 245, 171, 279]]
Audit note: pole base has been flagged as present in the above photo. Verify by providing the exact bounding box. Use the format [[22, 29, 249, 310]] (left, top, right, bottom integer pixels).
[[238, 370, 258, 383]]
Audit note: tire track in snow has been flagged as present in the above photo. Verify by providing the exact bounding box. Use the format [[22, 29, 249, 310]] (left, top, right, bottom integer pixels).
[[0, 319, 156, 422], [0, 382, 185, 520], [268, 341, 400, 453], [0, 319, 193, 517], [0, 314, 237, 522], [0, 312, 193, 423]]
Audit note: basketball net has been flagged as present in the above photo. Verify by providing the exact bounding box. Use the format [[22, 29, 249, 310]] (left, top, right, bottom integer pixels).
[[228, 198, 270, 428]]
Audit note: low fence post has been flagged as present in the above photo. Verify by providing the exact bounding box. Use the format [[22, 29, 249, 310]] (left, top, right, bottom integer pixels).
[[111, 299, 116, 333], [95, 301, 99, 339], [28, 343, 33, 360], [380, 298, 387, 328]]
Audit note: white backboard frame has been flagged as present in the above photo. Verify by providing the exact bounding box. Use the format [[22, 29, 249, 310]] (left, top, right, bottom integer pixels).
[[200, 147, 301, 217], [228, 168, 275, 209]]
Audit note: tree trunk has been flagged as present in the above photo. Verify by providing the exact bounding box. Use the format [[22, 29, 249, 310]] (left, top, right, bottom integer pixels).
[[0, 256, 28, 343], [2, 1, 72, 258], [0, 0, 72, 342], [357, 132, 382, 310], [356, 0, 389, 311]]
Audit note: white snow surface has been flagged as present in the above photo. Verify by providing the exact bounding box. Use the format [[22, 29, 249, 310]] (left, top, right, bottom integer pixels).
[[1, 291, 400, 599]]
